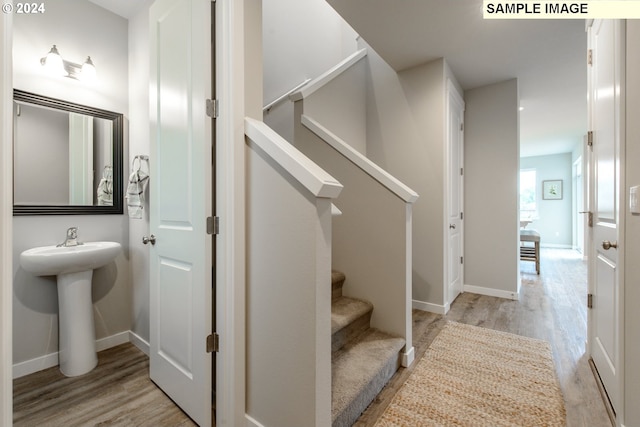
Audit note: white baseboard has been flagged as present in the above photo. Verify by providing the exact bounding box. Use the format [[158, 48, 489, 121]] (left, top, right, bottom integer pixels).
[[463, 284, 518, 300], [96, 331, 130, 352], [540, 243, 573, 249], [13, 330, 138, 379], [412, 299, 447, 315], [401, 346, 415, 367], [13, 352, 59, 379], [246, 414, 266, 427], [129, 330, 150, 356]]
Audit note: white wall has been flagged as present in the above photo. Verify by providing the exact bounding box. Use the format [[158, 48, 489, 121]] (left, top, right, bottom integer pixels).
[[365, 45, 463, 312], [624, 19, 640, 427], [464, 79, 520, 298], [11, 0, 130, 370], [13, 0, 128, 113], [520, 153, 573, 248], [262, 0, 357, 141], [245, 137, 333, 427], [303, 59, 367, 154]]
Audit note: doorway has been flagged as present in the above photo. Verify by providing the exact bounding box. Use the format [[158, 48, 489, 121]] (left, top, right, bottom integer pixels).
[[446, 79, 465, 306], [573, 156, 585, 256]]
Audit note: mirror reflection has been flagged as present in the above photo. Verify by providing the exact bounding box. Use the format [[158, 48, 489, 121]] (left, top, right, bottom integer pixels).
[[13, 90, 123, 215]]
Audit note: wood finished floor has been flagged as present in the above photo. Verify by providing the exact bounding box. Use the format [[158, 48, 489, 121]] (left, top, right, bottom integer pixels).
[[13, 344, 197, 426], [355, 248, 612, 427], [14, 248, 610, 426]]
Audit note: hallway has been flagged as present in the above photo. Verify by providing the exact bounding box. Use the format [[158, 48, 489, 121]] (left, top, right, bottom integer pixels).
[[14, 249, 609, 426], [356, 248, 612, 427]]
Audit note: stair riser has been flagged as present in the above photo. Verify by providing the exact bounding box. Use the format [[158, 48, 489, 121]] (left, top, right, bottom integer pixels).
[[332, 312, 371, 356], [332, 353, 400, 427]]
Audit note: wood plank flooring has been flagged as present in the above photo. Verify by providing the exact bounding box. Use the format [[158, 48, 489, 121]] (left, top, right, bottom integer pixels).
[[13, 344, 197, 426], [14, 248, 610, 426], [355, 248, 612, 427]]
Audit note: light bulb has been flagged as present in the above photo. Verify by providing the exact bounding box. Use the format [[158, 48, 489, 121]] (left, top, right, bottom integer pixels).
[[80, 56, 97, 83], [42, 45, 65, 77]]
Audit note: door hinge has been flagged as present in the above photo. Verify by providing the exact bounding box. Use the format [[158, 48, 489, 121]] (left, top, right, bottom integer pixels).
[[206, 99, 219, 118], [460, 256, 464, 264], [588, 212, 593, 228], [587, 130, 593, 148], [460, 167, 464, 176], [588, 49, 593, 66], [460, 123, 464, 132], [207, 216, 220, 235], [460, 212, 463, 220], [587, 293, 593, 309], [206, 333, 219, 353]]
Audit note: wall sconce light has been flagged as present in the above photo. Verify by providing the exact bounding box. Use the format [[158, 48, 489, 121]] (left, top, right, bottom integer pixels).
[[40, 45, 97, 83]]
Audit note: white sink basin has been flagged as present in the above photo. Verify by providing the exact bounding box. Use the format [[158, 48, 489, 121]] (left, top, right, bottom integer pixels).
[[20, 241, 121, 276], [20, 241, 121, 377]]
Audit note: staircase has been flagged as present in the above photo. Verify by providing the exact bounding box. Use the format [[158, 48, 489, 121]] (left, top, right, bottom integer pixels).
[[331, 270, 405, 427]]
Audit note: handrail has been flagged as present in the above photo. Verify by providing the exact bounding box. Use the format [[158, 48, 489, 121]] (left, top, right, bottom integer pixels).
[[263, 79, 312, 114], [289, 49, 367, 102], [301, 115, 419, 203], [245, 117, 343, 199]]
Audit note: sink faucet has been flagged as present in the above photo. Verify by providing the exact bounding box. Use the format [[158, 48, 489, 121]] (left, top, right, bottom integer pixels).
[[57, 227, 83, 247]]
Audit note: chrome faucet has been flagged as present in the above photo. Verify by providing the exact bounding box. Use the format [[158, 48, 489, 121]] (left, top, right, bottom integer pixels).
[[57, 227, 83, 247]]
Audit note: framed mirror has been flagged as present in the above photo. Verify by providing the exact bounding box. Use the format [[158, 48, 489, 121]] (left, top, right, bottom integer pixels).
[[13, 89, 123, 215]]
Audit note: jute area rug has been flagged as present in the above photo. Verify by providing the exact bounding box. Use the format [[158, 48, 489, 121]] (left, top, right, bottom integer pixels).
[[375, 322, 566, 427]]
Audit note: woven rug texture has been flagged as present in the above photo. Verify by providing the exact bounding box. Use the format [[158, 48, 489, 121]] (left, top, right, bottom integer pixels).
[[375, 322, 566, 427]]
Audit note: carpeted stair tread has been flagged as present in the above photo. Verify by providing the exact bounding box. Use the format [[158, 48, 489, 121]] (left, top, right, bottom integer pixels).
[[331, 328, 405, 427], [331, 296, 373, 335]]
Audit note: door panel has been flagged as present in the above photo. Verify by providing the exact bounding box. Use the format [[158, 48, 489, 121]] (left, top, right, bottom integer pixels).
[[447, 82, 464, 305], [589, 18, 622, 414], [149, 0, 213, 425]]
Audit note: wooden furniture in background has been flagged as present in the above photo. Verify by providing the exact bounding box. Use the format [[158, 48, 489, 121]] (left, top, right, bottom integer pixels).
[[520, 229, 541, 274]]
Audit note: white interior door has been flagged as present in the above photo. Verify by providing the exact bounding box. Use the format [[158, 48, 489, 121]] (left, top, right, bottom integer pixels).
[[447, 81, 465, 305], [149, 0, 213, 425], [588, 19, 623, 415]]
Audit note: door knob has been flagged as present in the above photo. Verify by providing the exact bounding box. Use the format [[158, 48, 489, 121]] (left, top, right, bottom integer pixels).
[[142, 234, 156, 245], [449, 224, 456, 229], [602, 240, 618, 250]]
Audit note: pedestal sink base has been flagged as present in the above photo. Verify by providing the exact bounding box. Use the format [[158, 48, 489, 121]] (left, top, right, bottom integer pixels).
[[57, 270, 97, 377]]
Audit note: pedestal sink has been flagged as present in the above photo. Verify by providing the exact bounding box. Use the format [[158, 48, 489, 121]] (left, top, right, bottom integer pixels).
[[20, 241, 121, 376]]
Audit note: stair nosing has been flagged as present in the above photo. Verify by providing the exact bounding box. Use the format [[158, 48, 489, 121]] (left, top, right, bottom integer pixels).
[[331, 328, 405, 424], [331, 296, 373, 336]]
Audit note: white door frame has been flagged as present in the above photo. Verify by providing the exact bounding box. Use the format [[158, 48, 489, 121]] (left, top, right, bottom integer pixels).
[[215, 0, 247, 424], [1, 11, 14, 427]]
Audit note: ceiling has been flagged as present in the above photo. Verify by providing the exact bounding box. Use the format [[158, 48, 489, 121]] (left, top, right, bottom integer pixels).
[[327, 0, 588, 158], [89, 0, 587, 158], [88, 0, 143, 19]]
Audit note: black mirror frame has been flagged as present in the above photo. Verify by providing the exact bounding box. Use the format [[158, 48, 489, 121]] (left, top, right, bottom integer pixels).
[[13, 89, 124, 216]]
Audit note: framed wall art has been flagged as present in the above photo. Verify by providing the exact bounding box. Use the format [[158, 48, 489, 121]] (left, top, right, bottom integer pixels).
[[542, 180, 563, 200]]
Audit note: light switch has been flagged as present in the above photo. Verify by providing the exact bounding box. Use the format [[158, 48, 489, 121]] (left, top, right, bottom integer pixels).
[[631, 185, 640, 214]]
